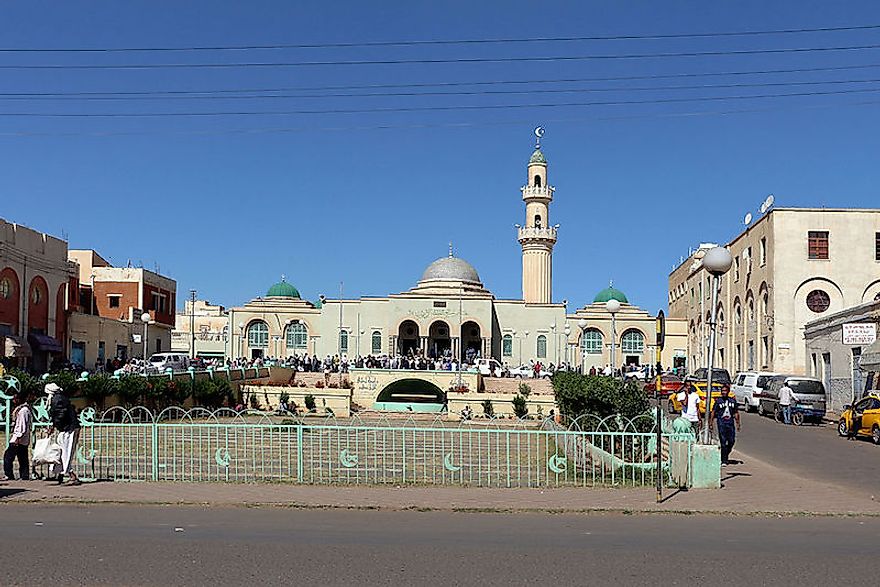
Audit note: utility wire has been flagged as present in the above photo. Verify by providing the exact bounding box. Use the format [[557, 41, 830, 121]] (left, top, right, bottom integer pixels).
[[4, 62, 880, 98], [4, 43, 880, 69], [2, 86, 880, 117], [1, 23, 879, 52], [6, 76, 880, 101]]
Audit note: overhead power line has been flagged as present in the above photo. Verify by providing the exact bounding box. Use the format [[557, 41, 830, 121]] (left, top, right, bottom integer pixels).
[[3, 43, 880, 70], [4, 63, 880, 99], [1, 23, 879, 52], [2, 86, 880, 117]]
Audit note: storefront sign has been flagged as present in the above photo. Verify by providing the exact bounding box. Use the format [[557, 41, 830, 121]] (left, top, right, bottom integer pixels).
[[843, 323, 876, 345]]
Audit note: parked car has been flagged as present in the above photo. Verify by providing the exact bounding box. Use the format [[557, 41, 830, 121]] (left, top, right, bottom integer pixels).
[[473, 358, 504, 377], [732, 371, 779, 412], [643, 374, 684, 398], [668, 368, 731, 414], [508, 364, 551, 379], [758, 375, 826, 425], [837, 392, 880, 444], [148, 352, 190, 373], [624, 366, 649, 381]]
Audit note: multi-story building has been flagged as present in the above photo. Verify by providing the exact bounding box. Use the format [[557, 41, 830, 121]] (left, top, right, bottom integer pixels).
[[171, 299, 228, 359], [0, 218, 78, 372], [668, 208, 880, 375], [68, 249, 176, 368]]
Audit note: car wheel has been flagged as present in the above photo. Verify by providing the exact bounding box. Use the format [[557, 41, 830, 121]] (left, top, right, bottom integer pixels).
[[872, 425, 880, 446], [792, 412, 805, 427], [837, 419, 849, 437]]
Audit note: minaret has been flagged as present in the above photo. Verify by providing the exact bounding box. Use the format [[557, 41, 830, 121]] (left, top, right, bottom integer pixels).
[[518, 127, 557, 304]]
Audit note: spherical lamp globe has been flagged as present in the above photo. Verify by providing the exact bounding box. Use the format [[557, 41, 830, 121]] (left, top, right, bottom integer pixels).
[[577, 319, 587, 330], [605, 299, 621, 315], [141, 312, 152, 324], [703, 247, 733, 276]]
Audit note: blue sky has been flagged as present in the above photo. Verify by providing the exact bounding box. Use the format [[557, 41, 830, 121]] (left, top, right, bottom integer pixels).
[[3, 1, 880, 313]]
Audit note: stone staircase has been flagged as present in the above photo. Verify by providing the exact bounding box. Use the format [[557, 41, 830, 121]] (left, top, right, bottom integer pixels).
[[482, 377, 554, 396]]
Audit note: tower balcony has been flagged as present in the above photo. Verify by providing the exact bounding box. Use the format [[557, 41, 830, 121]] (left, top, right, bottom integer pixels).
[[517, 226, 558, 244], [520, 185, 554, 201]]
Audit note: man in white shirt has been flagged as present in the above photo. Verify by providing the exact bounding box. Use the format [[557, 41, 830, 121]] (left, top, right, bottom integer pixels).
[[778, 382, 794, 425], [677, 384, 702, 433]]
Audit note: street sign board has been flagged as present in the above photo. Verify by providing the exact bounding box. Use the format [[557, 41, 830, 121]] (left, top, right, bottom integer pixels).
[[843, 323, 876, 345]]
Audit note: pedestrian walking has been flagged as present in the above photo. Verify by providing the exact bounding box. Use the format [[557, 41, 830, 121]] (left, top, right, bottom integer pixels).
[[778, 382, 793, 425], [710, 388, 741, 466], [3, 390, 32, 481], [46, 382, 81, 486]]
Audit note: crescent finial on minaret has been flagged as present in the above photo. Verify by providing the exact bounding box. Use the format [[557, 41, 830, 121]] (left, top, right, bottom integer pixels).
[[534, 126, 545, 149]]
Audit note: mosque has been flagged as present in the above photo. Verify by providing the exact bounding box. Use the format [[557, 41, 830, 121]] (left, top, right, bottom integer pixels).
[[225, 132, 686, 371]]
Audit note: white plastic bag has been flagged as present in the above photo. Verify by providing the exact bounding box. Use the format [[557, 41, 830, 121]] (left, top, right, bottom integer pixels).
[[32, 437, 62, 465]]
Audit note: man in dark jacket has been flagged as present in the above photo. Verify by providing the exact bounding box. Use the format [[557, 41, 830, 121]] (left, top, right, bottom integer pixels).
[[46, 382, 81, 485]]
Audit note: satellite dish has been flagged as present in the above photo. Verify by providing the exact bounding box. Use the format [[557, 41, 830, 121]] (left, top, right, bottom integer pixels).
[[744, 212, 753, 226], [760, 202, 768, 214], [763, 194, 774, 211]]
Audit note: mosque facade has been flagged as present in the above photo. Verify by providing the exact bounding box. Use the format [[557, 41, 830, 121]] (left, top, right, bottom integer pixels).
[[224, 135, 686, 371]]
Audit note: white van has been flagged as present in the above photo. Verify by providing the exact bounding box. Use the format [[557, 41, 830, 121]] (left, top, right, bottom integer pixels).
[[473, 358, 504, 377], [732, 371, 779, 412], [149, 353, 190, 373]]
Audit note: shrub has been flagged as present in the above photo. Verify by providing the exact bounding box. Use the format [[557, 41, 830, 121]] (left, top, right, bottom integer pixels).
[[249, 393, 260, 410], [481, 399, 494, 418], [116, 375, 148, 407], [518, 382, 532, 398], [304, 394, 316, 412], [551, 371, 648, 420], [279, 391, 290, 405], [45, 371, 80, 396], [80, 373, 117, 410], [161, 378, 191, 408], [6, 368, 41, 398], [512, 394, 528, 418]]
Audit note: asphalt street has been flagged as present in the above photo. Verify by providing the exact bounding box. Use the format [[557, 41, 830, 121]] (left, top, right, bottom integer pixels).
[[0, 505, 875, 586], [733, 410, 880, 498]]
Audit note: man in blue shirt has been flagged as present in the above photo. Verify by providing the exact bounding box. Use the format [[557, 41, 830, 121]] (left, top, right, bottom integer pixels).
[[710, 387, 741, 466]]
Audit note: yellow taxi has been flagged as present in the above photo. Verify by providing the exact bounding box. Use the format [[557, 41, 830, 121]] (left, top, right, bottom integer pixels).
[[837, 392, 880, 444], [667, 368, 732, 415]]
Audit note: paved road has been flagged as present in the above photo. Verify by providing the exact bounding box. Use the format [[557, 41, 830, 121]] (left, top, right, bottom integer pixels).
[[733, 410, 880, 497], [0, 505, 876, 585]]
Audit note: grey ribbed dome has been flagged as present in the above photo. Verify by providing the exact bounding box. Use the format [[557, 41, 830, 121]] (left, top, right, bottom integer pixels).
[[420, 256, 481, 284]]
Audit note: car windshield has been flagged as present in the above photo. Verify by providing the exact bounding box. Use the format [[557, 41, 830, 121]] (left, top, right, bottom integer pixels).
[[756, 376, 773, 389], [695, 369, 731, 384], [149, 355, 165, 363], [788, 379, 824, 395]]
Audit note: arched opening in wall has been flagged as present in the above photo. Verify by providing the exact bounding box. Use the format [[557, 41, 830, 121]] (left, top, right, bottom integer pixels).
[[285, 322, 308, 352], [460, 320, 481, 363], [534, 175, 542, 187], [0, 267, 21, 335], [375, 378, 446, 411], [621, 329, 645, 366], [428, 320, 450, 359], [397, 320, 420, 356], [371, 330, 382, 355], [534, 214, 542, 228], [247, 321, 268, 358]]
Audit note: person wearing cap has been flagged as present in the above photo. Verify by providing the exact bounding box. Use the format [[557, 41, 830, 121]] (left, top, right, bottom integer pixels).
[[3, 390, 32, 481], [45, 382, 81, 486]]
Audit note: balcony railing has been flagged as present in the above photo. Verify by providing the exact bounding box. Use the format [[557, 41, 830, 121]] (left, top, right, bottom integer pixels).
[[520, 185, 554, 199], [517, 226, 558, 242]]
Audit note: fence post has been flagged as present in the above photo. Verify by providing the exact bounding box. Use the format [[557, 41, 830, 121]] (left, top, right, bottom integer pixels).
[[151, 420, 159, 481], [296, 425, 304, 483]]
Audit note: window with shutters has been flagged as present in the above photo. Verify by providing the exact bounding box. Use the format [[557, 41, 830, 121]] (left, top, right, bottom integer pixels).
[[807, 231, 829, 260]]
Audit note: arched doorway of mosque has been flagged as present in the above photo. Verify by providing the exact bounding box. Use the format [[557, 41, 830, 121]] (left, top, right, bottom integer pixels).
[[428, 320, 451, 359], [461, 320, 482, 364], [397, 320, 420, 356]]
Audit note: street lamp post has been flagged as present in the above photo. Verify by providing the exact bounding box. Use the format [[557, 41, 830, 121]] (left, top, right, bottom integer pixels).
[[510, 329, 516, 367], [522, 330, 529, 367], [189, 289, 197, 360], [606, 299, 621, 376], [563, 325, 571, 370], [141, 312, 151, 376], [577, 319, 587, 374], [238, 322, 245, 361], [550, 323, 557, 366], [701, 246, 733, 444]]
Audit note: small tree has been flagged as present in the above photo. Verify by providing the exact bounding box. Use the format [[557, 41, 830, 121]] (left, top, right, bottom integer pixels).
[[279, 390, 290, 406], [80, 373, 117, 411], [512, 394, 528, 418], [518, 382, 532, 398], [481, 399, 494, 418], [304, 394, 317, 412]]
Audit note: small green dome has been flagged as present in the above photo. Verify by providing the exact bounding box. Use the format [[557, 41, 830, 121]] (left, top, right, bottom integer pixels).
[[529, 148, 547, 166], [593, 286, 628, 304], [267, 279, 300, 299]]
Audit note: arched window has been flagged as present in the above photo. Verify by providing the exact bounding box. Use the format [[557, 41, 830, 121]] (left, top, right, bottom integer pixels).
[[502, 334, 513, 357], [247, 321, 268, 348], [581, 329, 603, 354], [536, 335, 547, 359], [371, 330, 382, 354], [735, 304, 742, 325], [534, 175, 542, 187], [534, 214, 542, 228], [339, 330, 349, 354], [748, 299, 755, 321], [761, 293, 769, 317], [621, 330, 645, 354], [285, 322, 307, 350]]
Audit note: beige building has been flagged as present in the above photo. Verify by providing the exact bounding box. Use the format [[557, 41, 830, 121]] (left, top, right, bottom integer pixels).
[[225, 137, 685, 371], [172, 299, 228, 359], [668, 208, 880, 375]]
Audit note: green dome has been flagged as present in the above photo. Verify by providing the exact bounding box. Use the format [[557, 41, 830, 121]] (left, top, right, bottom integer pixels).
[[593, 286, 628, 304], [529, 148, 547, 165], [267, 279, 300, 299]]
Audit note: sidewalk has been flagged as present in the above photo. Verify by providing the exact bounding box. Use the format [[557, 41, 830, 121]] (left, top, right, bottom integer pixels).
[[1, 452, 877, 516]]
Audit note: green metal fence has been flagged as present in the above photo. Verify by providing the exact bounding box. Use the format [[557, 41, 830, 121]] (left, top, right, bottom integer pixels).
[[1, 374, 694, 488]]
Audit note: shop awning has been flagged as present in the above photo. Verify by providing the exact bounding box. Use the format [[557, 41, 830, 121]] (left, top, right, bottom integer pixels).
[[860, 338, 880, 372], [3, 335, 32, 358], [27, 333, 63, 354]]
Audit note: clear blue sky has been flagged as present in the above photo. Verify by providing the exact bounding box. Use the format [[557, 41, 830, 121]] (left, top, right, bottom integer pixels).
[[3, 1, 880, 313]]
